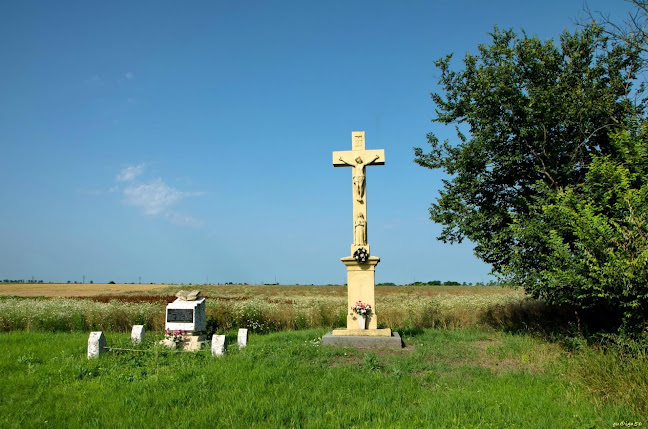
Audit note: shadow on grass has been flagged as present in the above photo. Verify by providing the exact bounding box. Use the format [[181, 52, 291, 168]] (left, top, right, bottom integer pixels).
[[480, 300, 576, 335], [478, 299, 648, 351], [397, 327, 425, 337]]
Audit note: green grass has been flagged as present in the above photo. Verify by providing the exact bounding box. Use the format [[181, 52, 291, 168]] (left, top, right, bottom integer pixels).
[[1, 329, 643, 428]]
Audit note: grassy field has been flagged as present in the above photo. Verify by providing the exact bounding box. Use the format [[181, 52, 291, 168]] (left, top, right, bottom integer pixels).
[[1, 283, 645, 426], [1, 329, 644, 428], [0, 284, 526, 333]]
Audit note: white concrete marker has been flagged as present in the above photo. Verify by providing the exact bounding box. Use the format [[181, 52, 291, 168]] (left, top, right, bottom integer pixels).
[[87, 332, 106, 359], [131, 325, 145, 345], [237, 328, 248, 349], [211, 335, 226, 357]]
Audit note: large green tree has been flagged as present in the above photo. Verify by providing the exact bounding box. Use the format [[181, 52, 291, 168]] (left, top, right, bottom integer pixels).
[[507, 126, 648, 332], [415, 26, 644, 275]]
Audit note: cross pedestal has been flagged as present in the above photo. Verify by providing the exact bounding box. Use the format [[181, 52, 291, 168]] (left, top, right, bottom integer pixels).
[[332, 256, 391, 337], [322, 131, 402, 348]]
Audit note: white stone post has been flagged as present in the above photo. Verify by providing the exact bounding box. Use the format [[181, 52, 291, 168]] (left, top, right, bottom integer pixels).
[[87, 332, 106, 359], [131, 325, 145, 345], [237, 328, 248, 349], [211, 335, 226, 357]]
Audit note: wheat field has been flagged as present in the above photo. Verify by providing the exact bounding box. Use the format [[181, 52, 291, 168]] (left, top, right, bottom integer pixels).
[[0, 283, 174, 297]]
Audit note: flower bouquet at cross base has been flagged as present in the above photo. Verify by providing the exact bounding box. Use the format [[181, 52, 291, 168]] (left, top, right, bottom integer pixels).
[[165, 329, 184, 347], [351, 301, 372, 316]]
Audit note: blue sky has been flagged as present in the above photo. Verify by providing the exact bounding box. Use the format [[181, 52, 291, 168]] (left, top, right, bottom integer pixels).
[[0, 0, 633, 285]]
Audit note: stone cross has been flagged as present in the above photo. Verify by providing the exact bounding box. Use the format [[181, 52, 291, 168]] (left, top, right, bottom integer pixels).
[[332, 131, 385, 256], [332, 131, 389, 332]]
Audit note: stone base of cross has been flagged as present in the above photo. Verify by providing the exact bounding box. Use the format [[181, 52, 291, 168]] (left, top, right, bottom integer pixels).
[[330, 131, 392, 338], [332, 256, 392, 337]]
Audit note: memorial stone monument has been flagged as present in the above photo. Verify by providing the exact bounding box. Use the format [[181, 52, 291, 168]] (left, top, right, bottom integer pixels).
[[322, 131, 402, 349], [162, 290, 207, 351]]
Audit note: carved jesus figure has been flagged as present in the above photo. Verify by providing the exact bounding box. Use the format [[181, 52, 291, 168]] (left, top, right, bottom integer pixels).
[[338, 154, 380, 202], [354, 213, 366, 246]]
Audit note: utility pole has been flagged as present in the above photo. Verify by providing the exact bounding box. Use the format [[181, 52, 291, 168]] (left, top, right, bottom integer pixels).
[[82, 275, 85, 284]]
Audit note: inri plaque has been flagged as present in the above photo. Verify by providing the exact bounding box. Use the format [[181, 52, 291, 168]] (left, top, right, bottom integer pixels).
[[166, 308, 193, 323]]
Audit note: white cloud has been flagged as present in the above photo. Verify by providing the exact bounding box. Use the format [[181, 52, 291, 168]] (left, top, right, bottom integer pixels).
[[114, 164, 204, 226], [123, 178, 184, 215], [116, 164, 145, 182]]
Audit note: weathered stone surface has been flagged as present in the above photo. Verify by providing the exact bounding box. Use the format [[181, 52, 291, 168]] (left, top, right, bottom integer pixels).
[[182, 334, 207, 352], [322, 331, 402, 349], [159, 338, 178, 350], [131, 325, 145, 345], [331, 328, 392, 337], [160, 333, 206, 351], [211, 335, 226, 357], [341, 256, 380, 330], [87, 331, 106, 359], [175, 289, 202, 301], [237, 328, 248, 349], [186, 290, 201, 301]]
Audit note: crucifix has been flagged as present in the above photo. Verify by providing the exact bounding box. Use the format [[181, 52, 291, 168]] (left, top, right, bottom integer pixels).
[[332, 131, 385, 256], [331, 131, 391, 335]]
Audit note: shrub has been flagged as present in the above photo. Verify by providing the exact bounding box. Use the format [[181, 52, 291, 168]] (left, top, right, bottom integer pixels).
[[507, 128, 648, 334]]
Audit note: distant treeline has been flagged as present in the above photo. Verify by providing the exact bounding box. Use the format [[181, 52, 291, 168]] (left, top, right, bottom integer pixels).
[[2, 280, 89, 284], [377, 280, 502, 286], [2, 280, 502, 287]]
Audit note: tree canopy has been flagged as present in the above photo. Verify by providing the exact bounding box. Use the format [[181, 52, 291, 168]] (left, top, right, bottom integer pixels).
[[415, 25, 647, 332], [507, 127, 648, 332]]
